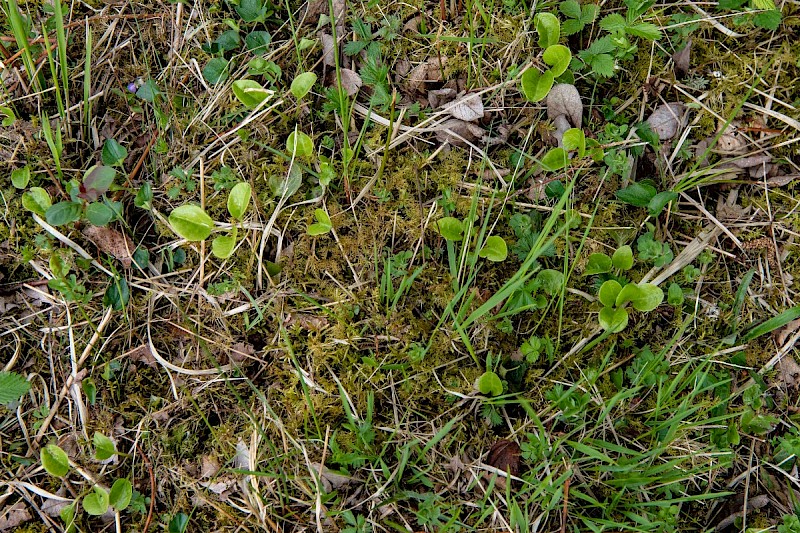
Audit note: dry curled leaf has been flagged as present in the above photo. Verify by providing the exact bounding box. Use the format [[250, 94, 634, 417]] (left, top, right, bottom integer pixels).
[[82, 226, 135, 268], [446, 93, 484, 122], [127, 344, 158, 368], [320, 33, 335, 67], [434, 118, 485, 148], [486, 439, 520, 476], [311, 462, 352, 492], [546, 84, 582, 129], [428, 88, 456, 108], [645, 102, 686, 141], [0, 502, 31, 530], [672, 39, 692, 77], [715, 121, 747, 154], [407, 56, 447, 93]]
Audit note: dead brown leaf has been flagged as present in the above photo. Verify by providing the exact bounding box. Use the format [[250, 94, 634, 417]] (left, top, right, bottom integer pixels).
[[428, 88, 456, 108], [337, 68, 363, 96], [0, 501, 31, 530], [715, 121, 747, 154], [775, 318, 800, 346], [320, 33, 335, 67], [672, 39, 692, 77], [284, 314, 329, 331], [407, 56, 447, 93], [776, 356, 800, 388], [732, 154, 771, 169], [546, 84, 582, 129], [434, 118, 485, 147], [126, 344, 158, 368], [200, 455, 220, 479], [228, 341, 255, 363], [447, 93, 484, 122], [645, 103, 686, 141], [486, 439, 520, 476], [312, 462, 352, 492], [82, 226, 135, 268]]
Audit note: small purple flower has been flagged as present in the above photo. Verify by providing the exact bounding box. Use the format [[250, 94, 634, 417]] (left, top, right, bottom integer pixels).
[[127, 82, 138, 94]]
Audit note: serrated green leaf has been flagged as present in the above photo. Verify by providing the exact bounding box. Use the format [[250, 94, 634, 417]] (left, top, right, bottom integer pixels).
[[626, 22, 662, 40], [290, 72, 317, 99], [589, 54, 615, 77], [169, 205, 214, 241], [478, 235, 508, 262], [753, 10, 781, 30], [599, 13, 626, 33], [581, 4, 600, 24], [542, 44, 572, 77], [227, 182, 252, 220], [83, 485, 109, 516], [0, 371, 31, 404], [559, 0, 582, 19], [109, 478, 133, 511], [562, 18, 584, 36], [232, 80, 271, 108], [41, 444, 70, 477], [520, 68, 555, 102]]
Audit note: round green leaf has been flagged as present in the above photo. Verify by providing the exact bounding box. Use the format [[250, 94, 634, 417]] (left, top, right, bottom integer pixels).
[[435, 217, 464, 241], [212, 231, 237, 259], [109, 478, 133, 511], [584, 253, 612, 275], [598, 279, 623, 308], [203, 57, 230, 84], [535, 12, 561, 48], [286, 131, 313, 158], [45, 201, 81, 227], [476, 371, 503, 396], [667, 282, 684, 306], [93, 432, 116, 461], [290, 72, 317, 99], [22, 187, 52, 215], [562, 128, 586, 157], [101, 139, 127, 167], [82, 165, 116, 197], [542, 44, 572, 77], [86, 202, 116, 226], [169, 205, 214, 241], [536, 268, 565, 295], [478, 235, 508, 262], [227, 182, 252, 220], [307, 208, 332, 236], [60, 502, 76, 532], [269, 165, 302, 198], [540, 147, 569, 171], [11, 166, 30, 189], [41, 444, 70, 477], [616, 282, 664, 312], [232, 80, 271, 108], [245, 30, 272, 52], [83, 485, 109, 516], [611, 245, 634, 271], [521, 68, 555, 102], [599, 306, 628, 333]]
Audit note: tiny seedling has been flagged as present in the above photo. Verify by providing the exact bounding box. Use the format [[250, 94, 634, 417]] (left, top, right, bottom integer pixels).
[[520, 12, 573, 102]]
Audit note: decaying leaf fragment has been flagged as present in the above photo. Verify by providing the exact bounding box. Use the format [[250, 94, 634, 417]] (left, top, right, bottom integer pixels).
[[446, 93, 484, 122], [0, 501, 31, 530], [672, 39, 692, 77], [645, 103, 686, 141], [311, 462, 352, 492], [546, 84, 582, 129], [434, 119, 486, 148], [82, 225, 135, 268], [407, 56, 447, 93]]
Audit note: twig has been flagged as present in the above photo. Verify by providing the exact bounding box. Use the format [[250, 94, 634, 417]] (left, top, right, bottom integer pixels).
[[136, 443, 156, 533]]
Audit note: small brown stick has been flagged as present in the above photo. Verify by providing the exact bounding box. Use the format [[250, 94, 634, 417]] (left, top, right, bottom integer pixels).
[[124, 131, 158, 188], [560, 472, 571, 533], [136, 443, 156, 533]]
